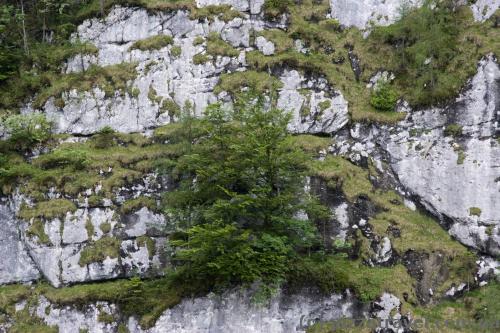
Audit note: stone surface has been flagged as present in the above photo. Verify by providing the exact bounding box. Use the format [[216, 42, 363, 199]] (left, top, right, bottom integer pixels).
[[333, 55, 500, 256], [470, 0, 500, 21], [0, 199, 40, 284], [278, 70, 349, 134], [329, 0, 422, 29], [330, 0, 498, 30], [255, 36, 275, 55], [32, 289, 364, 333], [23, 6, 349, 137]]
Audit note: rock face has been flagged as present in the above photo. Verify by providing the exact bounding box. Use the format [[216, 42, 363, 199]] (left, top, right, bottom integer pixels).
[[0, 199, 40, 284], [335, 55, 500, 256], [24, 5, 350, 137], [329, 0, 422, 29], [2, 173, 169, 287], [29, 289, 365, 333], [330, 0, 499, 29], [382, 55, 500, 256]]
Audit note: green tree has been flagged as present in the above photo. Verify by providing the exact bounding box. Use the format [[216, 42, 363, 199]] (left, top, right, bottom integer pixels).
[[165, 95, 324, 293]]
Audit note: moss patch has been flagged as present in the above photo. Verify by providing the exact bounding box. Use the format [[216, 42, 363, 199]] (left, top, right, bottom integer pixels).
[[214, 70, 283, 96], [26, 219, 52, 245], [32, 63, 137, 109], [18, 199, 77, 221], [206, 32, 239, 58], [137, 235, 156, 258], [129, 35, 173, 51], [78, 237, 121, 266]]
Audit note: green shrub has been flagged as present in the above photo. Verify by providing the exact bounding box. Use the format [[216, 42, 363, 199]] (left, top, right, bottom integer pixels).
[[79, 237, 121, 266], [121, 196, 157, 215], [161, 99, 181, 117], [444, 123, 462, 137], [3, 113, 52, 151], [192, 53, 210, 65], [469, 207, 481, 217], [370, 82, 398, 112], [18, 199, 77, 221], [91, 126, 117, 149], [206, 32, 239, 58], [170, 46, 182, 58], [33, 148, 89, 170], [193, 36, 205, 46], [129, 35, 173, 51], [263, 0, 292, 19]]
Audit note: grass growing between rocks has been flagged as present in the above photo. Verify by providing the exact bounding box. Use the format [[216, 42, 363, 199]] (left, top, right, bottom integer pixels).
[[245, 0, 499, 123], [32, 63, 138, 109], [411, 282, 500, 333], [310, 155, 478, 304], [288, 255, 416, 304], [129, 35, 173, 51], [0, 128, 184, 209], [0, 274, 193, 329]]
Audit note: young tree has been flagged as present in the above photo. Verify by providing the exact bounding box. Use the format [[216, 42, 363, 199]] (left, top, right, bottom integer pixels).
[[165, 95, 324, 292]]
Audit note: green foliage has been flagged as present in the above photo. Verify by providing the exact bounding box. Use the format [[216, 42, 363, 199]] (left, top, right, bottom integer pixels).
[[2, 113, 52, 151], [206, 32, 239, 58], [317, 100, 331, 113], [27, 219, 51, 245], [97, 311, 115, 324], [18, 199, 77, 221], [190, 4, 242, 22], [370, 81, 399, 112], [469, 207, 482, 217], [79, 237, 121, 266], [192, 53, 210, 65], [214, 70, 283, 96], [99, 222, 112, 234], [370, 0, 498, 106], [129, 35, 173, 51], [263, 0, 292, 19], [165, 95, 323, 292], [121, 196, 157, 214], [91, 126, 117, 149], [413, 282, 500, 332], [32, 62, 137, 109], [33, 147, 89, 170], [137, 235, 156, 258], [444, 123, 463, 137], [193, 36, 204, 46], [170, 45, 182, 58], [288, 255, 415, 302]]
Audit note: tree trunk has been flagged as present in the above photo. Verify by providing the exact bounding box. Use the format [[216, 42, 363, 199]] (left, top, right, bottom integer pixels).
[[100, 0, 105, 17], [19, 0, 29, 55]]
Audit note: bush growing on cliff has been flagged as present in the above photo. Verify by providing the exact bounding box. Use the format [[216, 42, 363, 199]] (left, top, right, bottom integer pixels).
[[165, 94, 326, 294], [2, 113, 52, 151], [370, 81, 399, 112]]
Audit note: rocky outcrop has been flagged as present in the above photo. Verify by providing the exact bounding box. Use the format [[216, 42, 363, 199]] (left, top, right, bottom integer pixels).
[[15, 289, 367, 333], [334, 55, 500, 256], [2, 172, 169, 287], [471, 0, 500, 21], [279, 70, 349, 134], [329, 0, 422, 29], [0, 199, 40, 284], [330, 0, 499, 30], [22, 5, 350, 136]]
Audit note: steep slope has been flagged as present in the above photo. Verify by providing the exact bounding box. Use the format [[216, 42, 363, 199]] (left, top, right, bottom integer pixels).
[[0, 0, 499, 332]]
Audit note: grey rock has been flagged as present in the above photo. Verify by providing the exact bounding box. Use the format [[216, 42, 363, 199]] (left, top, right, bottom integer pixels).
[[0, 200, 40, 284], [255, 36, 275, 55], [470, 0, 500, 21], [278, 70, 349, 134], [330, 0, 422, 29], [196, 0, 250, 12]]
